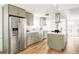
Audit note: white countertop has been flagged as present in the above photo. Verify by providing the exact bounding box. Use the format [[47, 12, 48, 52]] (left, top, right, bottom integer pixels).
[[27, 31, 39, 33], [47, 32, 65, 35]]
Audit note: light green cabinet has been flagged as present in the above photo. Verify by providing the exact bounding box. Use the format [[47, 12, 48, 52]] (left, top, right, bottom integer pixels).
[[8, 5, 18, 16], [27, 32, 40, 46], [8, 5, 26, 17], [26, 12, 33, 26], [8, 4, 33, 25], [39, 31, 43, 40], [18, 8, 26, 17], [40, 17, 46, 27], [47, 33, 65, 51]]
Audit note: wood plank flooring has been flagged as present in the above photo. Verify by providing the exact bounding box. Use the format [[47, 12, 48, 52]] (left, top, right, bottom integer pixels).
[[18, 36, 79, 54]]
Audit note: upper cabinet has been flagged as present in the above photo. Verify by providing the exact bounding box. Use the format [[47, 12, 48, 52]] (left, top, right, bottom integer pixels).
[[4, 4, 34, 26], [40, 17, 46, 27], [26, 12, 33, 26], [8, 5, 26, 17]]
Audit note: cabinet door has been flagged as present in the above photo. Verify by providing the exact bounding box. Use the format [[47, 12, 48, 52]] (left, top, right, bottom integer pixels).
[[8, 5, 19, 16], [27, 33, 31, 45], [36, 32, 40, 42], [31, 33, 35, 44], [8, 5, 26, 17], [39, 31, 43, 40], [54, 35, 64, 50], [40, 17, 46, 27], [34, 33, 37, 43], [47, 34, 56, 49], [26, 13, 33, 26], [27, 33, 34, 45], [18, 8, 26, 17], [29, 14, 33, 25]]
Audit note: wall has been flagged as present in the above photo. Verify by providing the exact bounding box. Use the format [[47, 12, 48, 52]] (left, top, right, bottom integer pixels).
[[33, 14, 41, 31], [0, 7, 2, 51], [66, 7, 79, 36], [33, 13, 56, 31]]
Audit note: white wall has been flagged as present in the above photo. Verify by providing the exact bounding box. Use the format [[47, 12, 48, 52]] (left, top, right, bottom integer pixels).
[[33, 14, 40, 31], [0, 7, 2, 51], [66, 7, 79, 36]]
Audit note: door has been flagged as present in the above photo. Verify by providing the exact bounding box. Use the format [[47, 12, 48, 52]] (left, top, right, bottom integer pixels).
[[9, 16, 20, 54], [19, 18, 27, 50]]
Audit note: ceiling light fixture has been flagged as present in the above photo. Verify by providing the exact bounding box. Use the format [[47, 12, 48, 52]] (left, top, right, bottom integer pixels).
[[55, 4, 61, 31], [55, 4, 61, 23]]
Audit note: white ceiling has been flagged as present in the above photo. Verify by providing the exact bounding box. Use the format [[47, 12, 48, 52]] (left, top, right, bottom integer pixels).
[[13, 4, 79, 14], [1, 4, 79, 15], [13, 4, 56, 15]]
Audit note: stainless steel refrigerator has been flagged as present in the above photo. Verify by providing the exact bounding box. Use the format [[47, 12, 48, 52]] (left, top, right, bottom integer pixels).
[[3, 16, 27, 54]]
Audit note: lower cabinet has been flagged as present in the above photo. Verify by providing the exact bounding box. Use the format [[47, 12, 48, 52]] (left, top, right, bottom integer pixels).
[[39, 31, 43, 40], [27, 32, 40, 46], [47, 34, 65, 51]]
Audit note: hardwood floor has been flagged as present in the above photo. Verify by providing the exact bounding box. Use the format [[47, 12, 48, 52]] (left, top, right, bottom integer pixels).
[[18, 39, 48, 54], [18, 36, 79, 54]]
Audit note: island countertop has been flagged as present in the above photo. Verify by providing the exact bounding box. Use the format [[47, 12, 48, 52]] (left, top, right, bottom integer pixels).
[[47, 31, 66, 51], [47, 32, 65, 35]]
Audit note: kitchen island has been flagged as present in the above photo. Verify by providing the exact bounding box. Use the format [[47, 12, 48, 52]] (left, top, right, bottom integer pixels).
[[47, 32, 66, 51]]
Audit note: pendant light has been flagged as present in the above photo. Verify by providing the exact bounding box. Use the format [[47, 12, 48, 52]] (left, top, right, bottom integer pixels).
[[54, 4, 61, 33], [55, 4, 61, 23]]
